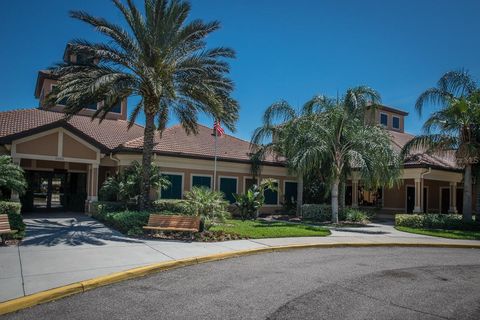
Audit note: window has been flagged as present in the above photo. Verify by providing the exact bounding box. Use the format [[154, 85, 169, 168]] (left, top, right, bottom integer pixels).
[[244, 178, 258, 192], [264, 181, 279, 205], [284, 181, 298, 204], [358, 187, 382, 207], [219, 177, 237, 204], [191, 175, 212, 189], [392, 116, 400, 129], [51, 85, 68, 106], [110, 101, 122, 113], [380, 113, 388, 127], [161, 174, 183, 199], [85, 102, 97, 110]]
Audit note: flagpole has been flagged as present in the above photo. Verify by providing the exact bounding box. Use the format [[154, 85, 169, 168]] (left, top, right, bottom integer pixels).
[[213, 129, 218, 191]]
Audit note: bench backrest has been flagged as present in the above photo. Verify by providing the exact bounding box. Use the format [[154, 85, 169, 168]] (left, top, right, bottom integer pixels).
[[147, 215, 200, 230], [0, 215, 12, 233]]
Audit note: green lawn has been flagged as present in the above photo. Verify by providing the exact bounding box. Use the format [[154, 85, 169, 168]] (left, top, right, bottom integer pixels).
[[211, 219, 331, 239], [396, 226, 480, 240]]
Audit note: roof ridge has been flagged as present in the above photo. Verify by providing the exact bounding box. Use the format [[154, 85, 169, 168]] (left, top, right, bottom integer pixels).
[[196, 123, 253, 146]]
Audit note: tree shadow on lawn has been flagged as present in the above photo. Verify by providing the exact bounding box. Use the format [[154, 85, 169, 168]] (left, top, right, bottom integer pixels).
[[21, 217, 144, 247]]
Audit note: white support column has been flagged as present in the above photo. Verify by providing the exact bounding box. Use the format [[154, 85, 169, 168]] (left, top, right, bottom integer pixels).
[[10, 158, 21, 202], [85, 163, 99, 213], [90, 164, 99, 202], [413, 178, 423, 213], [351, 179, 359, 208], [449, 182, 457, 213]]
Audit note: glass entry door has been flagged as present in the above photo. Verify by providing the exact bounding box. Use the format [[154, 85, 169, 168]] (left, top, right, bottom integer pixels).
[[31, 172, 66, 210]]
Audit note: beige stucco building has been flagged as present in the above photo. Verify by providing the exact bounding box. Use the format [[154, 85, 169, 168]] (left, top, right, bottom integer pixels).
[[0, 46, 477, 216]]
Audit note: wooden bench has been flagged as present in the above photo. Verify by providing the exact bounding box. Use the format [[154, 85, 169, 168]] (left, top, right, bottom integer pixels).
[[143, 215, 201, 233], [0, 214, 17, 244]]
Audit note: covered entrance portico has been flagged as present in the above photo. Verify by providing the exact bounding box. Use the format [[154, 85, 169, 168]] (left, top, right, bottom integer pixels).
[[7, 127, 101, 213], [348, 167, 466, 214]]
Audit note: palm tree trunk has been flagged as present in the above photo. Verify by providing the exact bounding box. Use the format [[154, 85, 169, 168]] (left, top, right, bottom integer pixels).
[[296, 175, 303, 217], [339, 179, 346, 215], [463, 164, 473, 222], [476, 179, 480, 224], [139, 112, 156, 210], [331, 177, 340, 224]]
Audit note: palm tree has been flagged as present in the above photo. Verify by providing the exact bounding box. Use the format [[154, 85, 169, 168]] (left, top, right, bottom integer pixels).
[[0, 155, 27, 198], [47, 0, 239, 209], [402, 70, 480, 222], [252, 87, 400, 222]]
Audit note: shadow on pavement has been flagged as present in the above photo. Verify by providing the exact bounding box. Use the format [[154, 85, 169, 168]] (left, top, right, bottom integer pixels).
[[21, 212, 144, 247]]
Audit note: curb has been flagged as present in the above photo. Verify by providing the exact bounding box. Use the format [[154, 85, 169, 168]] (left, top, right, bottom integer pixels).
[[1, 242, 480, 315]]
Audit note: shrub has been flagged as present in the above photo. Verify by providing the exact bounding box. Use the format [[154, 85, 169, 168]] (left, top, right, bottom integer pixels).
[[99, 161, 170, 206], [183, 187, 230, 230], [152, 199, 187, 213], [0, 201, 21, 215], [0, 201, 25, 239], [103, 210, 150, 236], [395, 214, 477, 230], [344, 208, 372, 223], [91, 201, 126, 221], [233, 178, 278, 220], [301, 204, 332, 222]]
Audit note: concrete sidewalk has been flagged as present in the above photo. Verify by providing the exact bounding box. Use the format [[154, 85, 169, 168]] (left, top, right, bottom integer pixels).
[[0, 214, 478, 303]]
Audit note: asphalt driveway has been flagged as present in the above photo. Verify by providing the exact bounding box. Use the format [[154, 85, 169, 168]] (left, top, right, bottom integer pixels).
[[3, 247, 479, 320], [1, 212, 479, 304]]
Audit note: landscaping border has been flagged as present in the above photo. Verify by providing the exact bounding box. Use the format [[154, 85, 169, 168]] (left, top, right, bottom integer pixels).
[[2, 242, 480, 316]]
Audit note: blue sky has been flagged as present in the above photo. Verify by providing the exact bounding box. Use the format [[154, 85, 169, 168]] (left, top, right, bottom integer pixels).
[[1, 0, 479, 141]]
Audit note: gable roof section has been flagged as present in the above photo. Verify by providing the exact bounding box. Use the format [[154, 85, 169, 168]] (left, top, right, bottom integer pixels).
[[387, 130, 460, 170], [0, 109, 145, 152], [120, 124, 284, 166]]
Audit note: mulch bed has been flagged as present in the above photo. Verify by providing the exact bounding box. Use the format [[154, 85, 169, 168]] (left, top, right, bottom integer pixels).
[[0, 239, 21, 246], [142, 230, 248, 242]]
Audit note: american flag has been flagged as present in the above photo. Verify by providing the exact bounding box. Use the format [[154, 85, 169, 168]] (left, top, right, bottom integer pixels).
[[213, 120, 224, 136]]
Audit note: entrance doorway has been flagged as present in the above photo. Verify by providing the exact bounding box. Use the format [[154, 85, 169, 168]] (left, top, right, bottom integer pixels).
[[22, 171, 87, 212], [441, 188, 450, 214], [30, 172, 66, 210], [406, 186, 415, 213], [406, 186, 428, 213]]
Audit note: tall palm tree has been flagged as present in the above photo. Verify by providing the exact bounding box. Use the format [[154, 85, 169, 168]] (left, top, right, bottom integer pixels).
[[252, 87, 400, 222], [47, 0, 239, 209], [402, 70, 480, 221]]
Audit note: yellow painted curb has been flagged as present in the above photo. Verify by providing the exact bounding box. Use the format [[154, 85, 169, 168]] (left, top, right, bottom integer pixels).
[[1, 241, 480, 316]]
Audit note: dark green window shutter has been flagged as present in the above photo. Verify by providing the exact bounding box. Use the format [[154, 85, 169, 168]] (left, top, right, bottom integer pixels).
[[161, 174, 183, 199], [192, 176, 212, 189], [219, 177, 237, 204], [264, 182, 279, 205], [284, 181, 298, 203]]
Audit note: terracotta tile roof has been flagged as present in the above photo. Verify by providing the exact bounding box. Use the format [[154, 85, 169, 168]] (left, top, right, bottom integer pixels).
[[0, 109, 145, 151], [121, 124, 284, 165], [387, 130, 460, 170]]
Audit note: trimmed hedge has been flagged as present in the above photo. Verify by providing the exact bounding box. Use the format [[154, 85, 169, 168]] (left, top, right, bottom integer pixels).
[[152, 199, 186, 213], [395, 214, 478, 230], [302, 204, 332, 222], [103, 211, 150, 236], [0, 201, 21, 215], [0, 201, 25, 239]]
